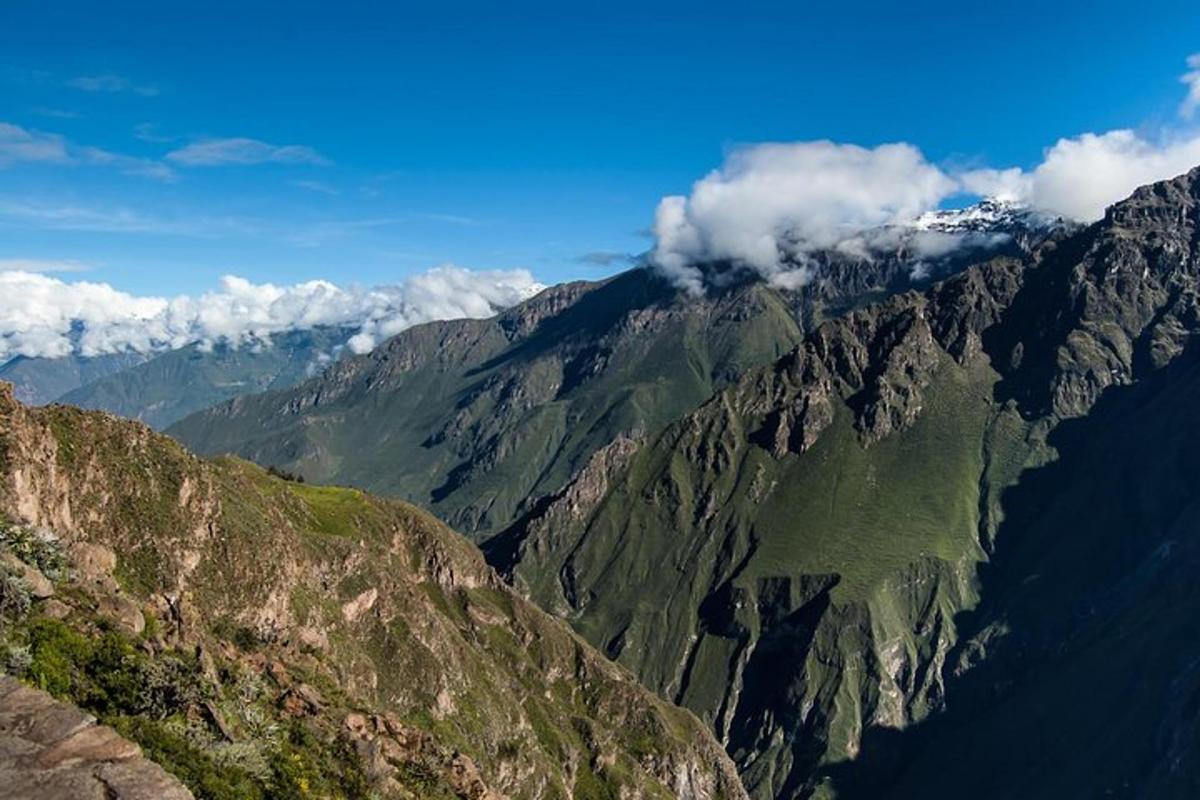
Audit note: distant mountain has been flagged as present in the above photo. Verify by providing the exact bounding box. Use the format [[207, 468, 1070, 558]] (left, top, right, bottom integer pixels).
[[0, 383, 744, 800], [0, 351, 150, 405], [170, 203, 1057, 541], [56, 327, 353, 429]]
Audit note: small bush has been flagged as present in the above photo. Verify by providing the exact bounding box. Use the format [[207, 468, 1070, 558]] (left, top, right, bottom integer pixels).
[[1, 641, 31, 674], [212, 617, 264, 652], [113, 716, 268, 800], [0, 565, 32, 620], [267, 465, 306, 484], [0, 519, 68, 582], [23, 619, 210, 719], [268, 722, 373, 800]]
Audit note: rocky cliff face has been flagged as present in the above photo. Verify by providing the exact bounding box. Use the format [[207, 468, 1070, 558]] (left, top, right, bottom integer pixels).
[[497, 168, 1200, 798], [0, 385, 745, 800], [169, 212, 1054, 544]]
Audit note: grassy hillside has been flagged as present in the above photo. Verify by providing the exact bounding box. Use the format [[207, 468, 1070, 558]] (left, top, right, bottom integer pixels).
[[822, 343, 1200, 798], [536, 341, 1036, 798], [170, 271, 806, 540], [0, 384, 745, 800]]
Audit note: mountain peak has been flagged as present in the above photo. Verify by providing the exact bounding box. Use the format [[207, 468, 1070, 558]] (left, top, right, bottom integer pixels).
[[911, 197, 1068, 235]]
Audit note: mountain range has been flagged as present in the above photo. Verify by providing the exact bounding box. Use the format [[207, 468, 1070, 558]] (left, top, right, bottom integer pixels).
[[169, 174, 1200, 798], [3, 172, 1198, 800], [0, 328, 352, 429], [167, 201, 1064, 541]]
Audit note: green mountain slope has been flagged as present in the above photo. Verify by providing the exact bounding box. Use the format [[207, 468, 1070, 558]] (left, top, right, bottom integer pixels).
[[495, 269, 1034, 797], [57, 327, 352, 430], [169, 226, 1046, 542], [0, 384, 745, 800], [170, 270, 807, 539], [490, 168, 1200, 798], [822, 338, 1200, 799]]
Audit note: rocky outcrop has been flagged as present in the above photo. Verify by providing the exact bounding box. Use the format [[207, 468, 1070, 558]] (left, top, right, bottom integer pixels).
[[0, 386, 746, 800], [0, 675, 193, 800]]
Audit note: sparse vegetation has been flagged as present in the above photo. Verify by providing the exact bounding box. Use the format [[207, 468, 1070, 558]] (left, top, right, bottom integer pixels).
[[0, 383, 743, 800], [267, 464, 306, 483], [0, 517, 68, 582]]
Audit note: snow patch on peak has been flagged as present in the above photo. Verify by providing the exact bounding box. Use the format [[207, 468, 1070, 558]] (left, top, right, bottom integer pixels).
[[911, 198, 1066, 235]]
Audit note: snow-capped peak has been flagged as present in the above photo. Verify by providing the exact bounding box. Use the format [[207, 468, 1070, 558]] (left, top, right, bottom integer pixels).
[[911, 198, 1064, 235]]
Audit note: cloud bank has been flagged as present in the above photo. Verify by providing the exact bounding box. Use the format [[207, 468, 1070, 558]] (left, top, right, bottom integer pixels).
[[651, 55, 1200, 293], [652, 141, 957, 293], [0, 265, 544, 362], [962, 130, 1200, 221], [653, 132, 1200, 292]]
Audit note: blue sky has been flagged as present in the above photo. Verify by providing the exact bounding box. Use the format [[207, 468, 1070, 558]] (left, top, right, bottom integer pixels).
[[1, 0, 1199, 298]]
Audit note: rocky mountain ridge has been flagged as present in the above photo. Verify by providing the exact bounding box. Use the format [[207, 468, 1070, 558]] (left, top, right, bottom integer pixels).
[[143, 170, 1200, 797], [495, 167, 1200, 798], [169, 202, 1061, 543], [0, 384, 745, 800]]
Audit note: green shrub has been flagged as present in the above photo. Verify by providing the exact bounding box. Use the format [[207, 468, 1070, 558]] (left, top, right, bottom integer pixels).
[[22, 619, 210, 718], [268, 722, 373, 800], [113, 716, 267, 800], [0, 564, 32, 620], [0, 519, 67, 582], [24, 617, 93, 697]]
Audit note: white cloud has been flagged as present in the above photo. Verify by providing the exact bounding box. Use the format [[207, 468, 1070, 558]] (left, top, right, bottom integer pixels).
[[77, 146, 176, 181], [960, 55, 1200, 221], [650, 53, 1200, 292], [957, 167, 1030, 203], [66, 74, 158, 97], [166, 137, 329, 166], [962, 130, 1200, 222], [0, 265, 544, 361], [0, 123, 70, 166], [652, 141, 958, 293], [1181, 53, 1200, 118], [291, 179, 340, 196], [0, 122, 174, 180], [0, 258, 91, 273]]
